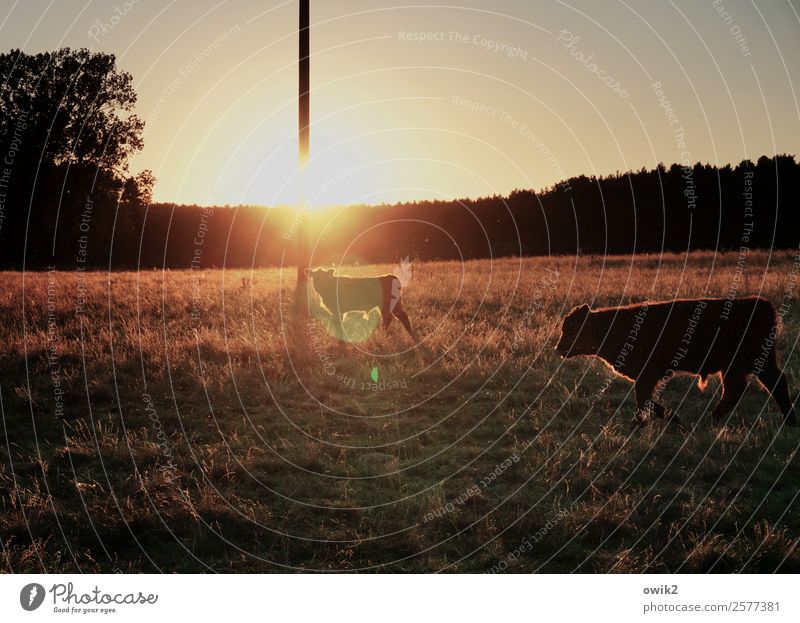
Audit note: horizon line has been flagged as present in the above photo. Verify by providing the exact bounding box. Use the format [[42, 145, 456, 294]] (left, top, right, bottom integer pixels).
[[148, 152, 797, 210]]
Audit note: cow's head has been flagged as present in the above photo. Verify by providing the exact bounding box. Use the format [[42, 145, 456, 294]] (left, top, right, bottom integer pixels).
[[304, 267, 336, 286], [556, 304, 592, 357]]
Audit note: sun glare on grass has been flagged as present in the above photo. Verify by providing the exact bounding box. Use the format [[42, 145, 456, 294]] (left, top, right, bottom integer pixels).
[[307, 281, 382, 345]]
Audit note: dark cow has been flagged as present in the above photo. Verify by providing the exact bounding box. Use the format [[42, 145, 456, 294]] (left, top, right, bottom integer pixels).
[[305, 267, 418, 340], [556, 297, 797, 426]]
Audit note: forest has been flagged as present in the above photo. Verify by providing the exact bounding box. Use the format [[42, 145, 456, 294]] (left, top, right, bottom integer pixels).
[[4, 154, 794, 269], [128, 154, 800, 269]]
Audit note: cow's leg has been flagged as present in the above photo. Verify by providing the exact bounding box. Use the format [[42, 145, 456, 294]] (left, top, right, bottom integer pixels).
[[711, 373, 748, 424], [756, 359, 797, 426], [634, 375, 665, 424], [392, 298, 418, 341], [331, 311, 345, 339], [381, 305, 394, 331], [380, 282, 394, 331]]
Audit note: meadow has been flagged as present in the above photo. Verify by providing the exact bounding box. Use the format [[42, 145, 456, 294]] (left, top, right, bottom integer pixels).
[[1, 250, 799, 573]]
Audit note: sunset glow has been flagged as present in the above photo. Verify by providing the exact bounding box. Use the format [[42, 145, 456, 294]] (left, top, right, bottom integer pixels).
[[3, 1, 798, 207]]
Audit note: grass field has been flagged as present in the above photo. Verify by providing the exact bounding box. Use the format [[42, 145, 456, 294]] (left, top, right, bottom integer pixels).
[[1, 250, 799, 572]]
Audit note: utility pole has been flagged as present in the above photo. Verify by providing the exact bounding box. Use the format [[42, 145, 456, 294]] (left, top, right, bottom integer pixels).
[[296, 0, 310, 289]]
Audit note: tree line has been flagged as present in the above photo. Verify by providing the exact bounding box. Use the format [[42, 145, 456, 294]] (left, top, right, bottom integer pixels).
[[2, 49, 798, 270], [133, 155, 799, 269]]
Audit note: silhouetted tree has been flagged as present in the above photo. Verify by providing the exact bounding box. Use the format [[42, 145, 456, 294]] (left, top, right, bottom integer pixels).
[[0, 48, 152, 267]]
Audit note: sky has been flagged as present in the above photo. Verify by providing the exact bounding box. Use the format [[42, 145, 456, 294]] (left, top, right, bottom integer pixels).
[[2, 0, 800, 206]]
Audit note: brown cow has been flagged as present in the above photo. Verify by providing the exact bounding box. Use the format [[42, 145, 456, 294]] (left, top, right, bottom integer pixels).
[[556, 297, 797, 426]]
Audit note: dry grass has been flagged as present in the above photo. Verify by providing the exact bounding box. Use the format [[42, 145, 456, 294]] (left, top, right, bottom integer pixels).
[[1, 250, 798, 572]]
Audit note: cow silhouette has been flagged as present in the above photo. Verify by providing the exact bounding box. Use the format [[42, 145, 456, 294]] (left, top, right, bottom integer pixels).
[[557, 297, 797, 426]]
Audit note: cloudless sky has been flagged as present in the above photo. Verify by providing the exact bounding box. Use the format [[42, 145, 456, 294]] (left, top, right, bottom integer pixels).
[[3, 0, 800, 206]]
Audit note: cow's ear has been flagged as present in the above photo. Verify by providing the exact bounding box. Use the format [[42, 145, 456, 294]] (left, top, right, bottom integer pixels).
[[303, 268, 310, 277], [575, 304, 591, 318]]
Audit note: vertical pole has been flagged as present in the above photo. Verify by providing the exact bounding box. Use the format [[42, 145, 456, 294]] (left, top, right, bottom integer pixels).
[[296, 0, 310, 288]]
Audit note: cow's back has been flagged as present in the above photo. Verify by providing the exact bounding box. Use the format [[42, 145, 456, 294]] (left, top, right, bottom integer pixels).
[[592, 297, 776, 379]]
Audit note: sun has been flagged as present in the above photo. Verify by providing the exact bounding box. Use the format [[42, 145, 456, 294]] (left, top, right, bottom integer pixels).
[[299, 123, 383, 210]]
